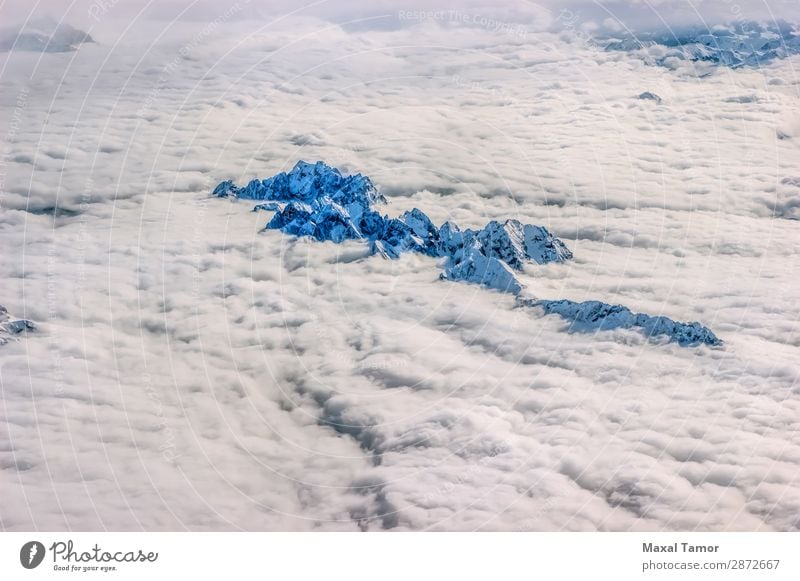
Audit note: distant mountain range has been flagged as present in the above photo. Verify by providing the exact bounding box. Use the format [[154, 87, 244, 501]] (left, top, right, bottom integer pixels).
[[0, 305, 34, 346], [602, 20, 800, 69], [0, 18, 94, 53], [214, 161, 721, 347]]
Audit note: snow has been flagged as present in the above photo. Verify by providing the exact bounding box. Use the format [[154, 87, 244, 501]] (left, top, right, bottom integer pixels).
[[441, 245, 525, 295]]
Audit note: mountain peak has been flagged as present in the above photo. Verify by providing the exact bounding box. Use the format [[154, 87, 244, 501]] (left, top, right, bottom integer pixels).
[[0, 305, 35, 346], [603, 21, 800, 69], [0, 19, 94, 53]]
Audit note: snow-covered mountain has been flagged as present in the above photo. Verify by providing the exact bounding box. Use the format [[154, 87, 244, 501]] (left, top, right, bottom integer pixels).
[[603, 21, 800, 69], [215, 160, 571, 284], [517, 298, 721, 347], [214, 161, 720, 347], [0, 305, 34, 346], [0, 18, 94, 53]]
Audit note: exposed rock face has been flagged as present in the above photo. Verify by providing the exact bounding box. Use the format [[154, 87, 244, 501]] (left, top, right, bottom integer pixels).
[[0, 305, 34, 346], [213, 161, 720, 347]]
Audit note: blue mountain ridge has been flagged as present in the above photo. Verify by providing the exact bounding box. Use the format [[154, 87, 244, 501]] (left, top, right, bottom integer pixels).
[[0, 305, 34, 346], [602, 20, 800, 69], [214, 161, 720, 347]]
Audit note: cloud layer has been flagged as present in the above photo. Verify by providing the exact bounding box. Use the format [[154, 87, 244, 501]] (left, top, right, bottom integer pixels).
[[1, 4, 799, 531]]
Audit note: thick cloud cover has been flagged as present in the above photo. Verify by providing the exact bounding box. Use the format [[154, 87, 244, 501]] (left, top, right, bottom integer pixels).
[[0, 1, 799, 531]]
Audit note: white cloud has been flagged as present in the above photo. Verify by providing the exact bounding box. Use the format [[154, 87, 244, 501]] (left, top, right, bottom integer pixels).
[[547, 0, 800, 33], [0, 5, 799, 531]]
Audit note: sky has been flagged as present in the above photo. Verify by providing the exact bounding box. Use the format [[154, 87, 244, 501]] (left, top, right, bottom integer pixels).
[[3, 0, 800, 30], [0, 1, 799, 531]]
